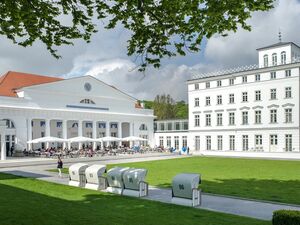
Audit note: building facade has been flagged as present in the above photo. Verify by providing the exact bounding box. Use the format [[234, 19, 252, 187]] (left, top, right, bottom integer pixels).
[[187, 42, 300, 153], [0, 72, 154, 160]]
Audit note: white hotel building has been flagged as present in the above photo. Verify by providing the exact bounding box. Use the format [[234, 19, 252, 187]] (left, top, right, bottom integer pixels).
[[0, 72, 154, 160], [155, 41, 300, 153]]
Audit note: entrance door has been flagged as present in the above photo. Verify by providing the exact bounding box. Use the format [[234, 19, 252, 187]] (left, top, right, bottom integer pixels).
[[5, 135, 10, 156]]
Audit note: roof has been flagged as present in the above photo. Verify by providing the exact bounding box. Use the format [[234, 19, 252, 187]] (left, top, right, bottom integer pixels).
[[256, 42, 300, 51], [0, 71, 63, 97]]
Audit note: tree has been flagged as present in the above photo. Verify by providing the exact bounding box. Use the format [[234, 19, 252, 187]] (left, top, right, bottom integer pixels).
[[0, 0, 274, 71], [153, 94, 176, 120], [174, 101, 188, 119]]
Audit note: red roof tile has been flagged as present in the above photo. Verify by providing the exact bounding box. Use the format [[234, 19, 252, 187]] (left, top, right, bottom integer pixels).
[[0, 71, 63, 97]]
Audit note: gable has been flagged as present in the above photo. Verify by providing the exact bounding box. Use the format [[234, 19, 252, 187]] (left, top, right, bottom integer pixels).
[[18, 75, 136, 102]]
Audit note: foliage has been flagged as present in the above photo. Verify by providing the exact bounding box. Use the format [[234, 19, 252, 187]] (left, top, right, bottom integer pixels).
[[272, 210, 300, 225], [0, 0, 274, 71], [174, 100, 189, 119], [143, 95, 188, 119], [0, 173, 269, 225]]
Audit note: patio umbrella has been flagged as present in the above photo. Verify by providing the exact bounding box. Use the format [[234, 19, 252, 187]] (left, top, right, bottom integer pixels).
[[97, 136, 121, 142], [122, 136, 147, 141], [27, 136, 67, 144], [67, 136, 95, 143]]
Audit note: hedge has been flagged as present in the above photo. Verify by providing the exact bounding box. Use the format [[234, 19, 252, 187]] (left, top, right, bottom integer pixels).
[[273, 210, 300, 225]]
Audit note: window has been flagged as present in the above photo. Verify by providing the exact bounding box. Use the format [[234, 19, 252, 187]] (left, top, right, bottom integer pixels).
[[217, 95, 222, 105], [255, 110, 262, 124], [80, 99, 95, 104], [285, 134, 292, 151], [195, 98, 199, 107], [174, 136, 179, 149], [229, 135, 235, 150], [229, 112, 235, 125], [159, 136, 164, 147], [85, 122, 92, 128], [255, 135, 262, 146], [255, 74, 261, 81], [2, 119, 15, 128], [242, 76, 247, 83], [242, 92, 248, 102], [139, 124, 148, 130], [167, 122, 172, 131], [40, 121, 45, 127], [285, 87, 292, 98], [217, 80, 222, 87], [270, 135, 278, 145], [229, 78, 234, 85], [206, 96, 211, 106], [41, 132, 45, 137], [194, 83, 199, 90], [205, 114, 211, 126], [228, 94, 234, 104], [217, 135, 223, 150], [263, 54, 268, 67], [281, 51, 286, 64], [56, 121, 62, 128], [99, 123, 106, 128], [285, 108, 292, 123], [206, 136, 211, 150], [195, 136, 200, 151], [270, 109, 277, 123], [175, 122, 180, 130], [183, 122, 188, 130], [255, 90, 261, 101], [206, 82, 210, 88], [182, 136, 187, 147], [272, 53, 277, 66], [217, 113, 223, 126], [160, 123, 165, 131], [270, 71, 276, 79], [194, 115, 200, 127], [270, 89, 277, 100], [110, 123, 118, 129], [242, 111, 248, 125], [285, 70, 291, 77], [242, 135, 249, 151]]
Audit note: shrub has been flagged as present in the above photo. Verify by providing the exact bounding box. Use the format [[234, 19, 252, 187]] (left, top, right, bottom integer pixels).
[[273, 210, 300, 225]]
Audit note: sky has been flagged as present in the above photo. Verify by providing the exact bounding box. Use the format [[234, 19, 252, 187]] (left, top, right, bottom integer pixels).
[[0, 0, 300, 101]]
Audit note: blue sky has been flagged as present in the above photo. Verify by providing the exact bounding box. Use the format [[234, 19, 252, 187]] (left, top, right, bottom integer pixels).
[[0, 0, 300, 101]]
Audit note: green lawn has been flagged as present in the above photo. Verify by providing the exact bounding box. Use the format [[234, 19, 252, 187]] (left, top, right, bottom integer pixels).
[[0, 173, 269, 225], [53, 156, 300, 204]]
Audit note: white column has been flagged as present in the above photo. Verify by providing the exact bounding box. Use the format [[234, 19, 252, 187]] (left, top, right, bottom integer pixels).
[[1, 133, 6, 160], [62, 120, 68, 149], [27, 118, 32, 151], [92, 121, 97, 150], [118, 122, 122, 147], [105, 121, 110, 147], [45, 119, 50, 149], [78, 120, 83, 149]]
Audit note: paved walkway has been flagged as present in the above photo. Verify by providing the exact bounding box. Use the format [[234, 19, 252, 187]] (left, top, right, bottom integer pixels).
[[0, 154, 299, 221]]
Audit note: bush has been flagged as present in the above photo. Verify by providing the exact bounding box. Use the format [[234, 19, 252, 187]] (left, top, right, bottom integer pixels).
[[273, 210, 300, 225]]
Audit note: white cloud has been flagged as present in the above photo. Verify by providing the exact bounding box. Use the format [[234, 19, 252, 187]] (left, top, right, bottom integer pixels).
[[1, 0, 300, 101]]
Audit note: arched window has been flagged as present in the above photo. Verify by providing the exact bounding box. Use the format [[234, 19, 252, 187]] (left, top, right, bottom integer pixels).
[[139, 124, 148, 131], [80, 99, 95, 104], [1, 119, 15, 128], [281, 51, 286, 64], [263, 54, 268, 67], [272, 53, 277, 66]]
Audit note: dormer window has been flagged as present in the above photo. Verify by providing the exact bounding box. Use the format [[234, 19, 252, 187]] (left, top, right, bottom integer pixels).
[[281, 51, 286, 64], [272, 53, 277, 66], [80, 99, 95, 104], [263, 54, 268, 67]]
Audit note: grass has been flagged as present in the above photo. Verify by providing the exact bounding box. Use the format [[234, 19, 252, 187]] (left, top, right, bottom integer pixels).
[[0, 172, 269, 225], [51, 156, 300, 205]]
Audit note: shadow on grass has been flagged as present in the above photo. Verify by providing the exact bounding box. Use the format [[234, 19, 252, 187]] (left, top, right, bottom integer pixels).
[[0, 173, 269, 225], [157, 178, 300, 205]]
